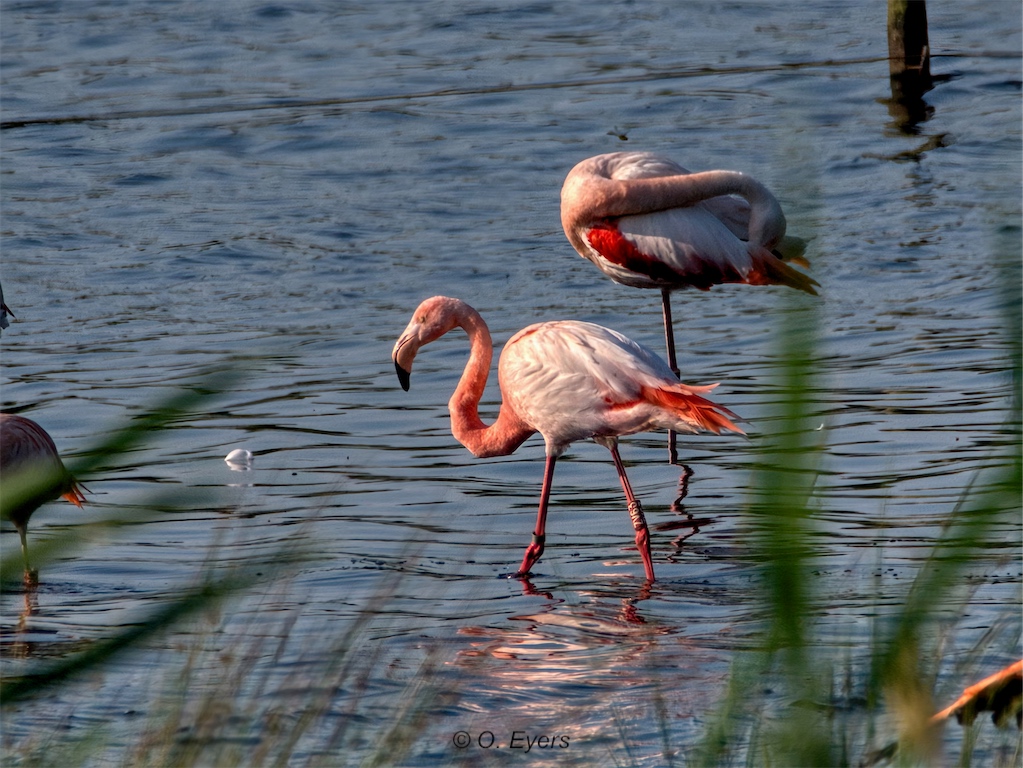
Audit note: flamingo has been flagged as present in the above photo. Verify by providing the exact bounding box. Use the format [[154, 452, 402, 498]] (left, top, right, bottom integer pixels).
[[865, 659, 1023, 762], [392, 296, 743, 581], [931, 660, 1023, 728], [0, 413, 86, 581], [561, 151, 818, 461]]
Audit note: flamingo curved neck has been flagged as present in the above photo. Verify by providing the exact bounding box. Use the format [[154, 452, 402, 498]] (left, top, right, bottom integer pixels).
[[446, 306, 533, 459], [562, 167, 786, 250]]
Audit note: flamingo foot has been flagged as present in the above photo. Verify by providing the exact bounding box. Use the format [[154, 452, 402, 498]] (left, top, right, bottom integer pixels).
[[628, 501, 655, 582], [634, 527, 655, 582], [515, 533, 545, 578]]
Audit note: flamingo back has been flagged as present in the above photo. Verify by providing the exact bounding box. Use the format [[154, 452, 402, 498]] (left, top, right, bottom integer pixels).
[[0, 413, 84, 526], [498, 321, 741, 456]]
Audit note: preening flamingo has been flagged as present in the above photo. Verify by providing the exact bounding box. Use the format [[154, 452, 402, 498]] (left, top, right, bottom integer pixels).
[[392, 296, 743, 581], [0, 413, 86, 580], [561, 152, 818, 460]]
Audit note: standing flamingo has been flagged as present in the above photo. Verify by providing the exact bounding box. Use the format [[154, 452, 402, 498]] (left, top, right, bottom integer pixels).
[[561, 151, 818, 461], [1, 413, 86, 581], [392, 296, 743, 581]]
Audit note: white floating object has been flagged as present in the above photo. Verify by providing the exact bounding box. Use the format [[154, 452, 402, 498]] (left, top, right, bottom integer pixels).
[[225, 449, 253, 470]]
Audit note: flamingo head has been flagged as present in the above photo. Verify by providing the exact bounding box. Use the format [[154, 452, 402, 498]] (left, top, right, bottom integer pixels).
[[392, 296, 467, 391]]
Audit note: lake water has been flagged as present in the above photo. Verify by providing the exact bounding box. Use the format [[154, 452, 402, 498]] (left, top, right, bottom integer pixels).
[[1, 1, 1020, 765]]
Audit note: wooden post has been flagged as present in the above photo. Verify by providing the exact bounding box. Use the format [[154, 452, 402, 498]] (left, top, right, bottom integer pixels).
[[888, 0, 931, 81], [887, 0, 933, 131]]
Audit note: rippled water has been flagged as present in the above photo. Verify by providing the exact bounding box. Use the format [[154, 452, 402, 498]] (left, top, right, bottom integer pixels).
[[1, 0, 1020, 764]]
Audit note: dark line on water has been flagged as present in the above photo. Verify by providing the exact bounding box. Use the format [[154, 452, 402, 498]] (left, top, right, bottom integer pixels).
[[2, 56, 884, 130], [1, 51, 1012, 131]]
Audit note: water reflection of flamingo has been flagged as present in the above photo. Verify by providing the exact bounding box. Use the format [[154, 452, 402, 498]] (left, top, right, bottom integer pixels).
[[561, 152, 818, 461], [0, 413, 86, 583], [656, 465, 711, 556], [392, 296, 743, 581]]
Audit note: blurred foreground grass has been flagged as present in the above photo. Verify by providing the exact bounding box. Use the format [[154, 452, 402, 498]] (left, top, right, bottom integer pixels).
[[694, 235, 1022, 767]]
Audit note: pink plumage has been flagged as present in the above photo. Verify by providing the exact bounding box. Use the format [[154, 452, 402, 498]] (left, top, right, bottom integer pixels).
[[561, 150, 817, 461], [561, 151, 817, 296], [392, 296, 743, 581]]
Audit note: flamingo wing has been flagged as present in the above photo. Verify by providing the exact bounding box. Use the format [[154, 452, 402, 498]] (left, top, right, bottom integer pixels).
[[0, 414, 85, 519], [587, 206, 753, 290], [0, 414, 65, 475], [498, 321, 738, 454]]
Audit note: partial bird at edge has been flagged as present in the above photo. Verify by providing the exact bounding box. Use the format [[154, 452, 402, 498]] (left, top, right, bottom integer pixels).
[[1, 412, 86, 584]]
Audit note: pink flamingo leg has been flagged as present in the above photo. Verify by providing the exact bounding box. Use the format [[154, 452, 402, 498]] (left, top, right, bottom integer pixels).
[[661, 288, 680, 465], [608, 443, 656, 581], [516, 454, 556, 578]]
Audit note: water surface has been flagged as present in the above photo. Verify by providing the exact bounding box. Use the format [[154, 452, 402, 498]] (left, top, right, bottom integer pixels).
[[1, 1, 1020, 764]]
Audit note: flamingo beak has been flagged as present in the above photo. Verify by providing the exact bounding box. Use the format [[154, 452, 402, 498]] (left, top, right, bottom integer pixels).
[[392, 331, 416, 391], [395, 360, 411, 391], [62, 486, 87, 508]]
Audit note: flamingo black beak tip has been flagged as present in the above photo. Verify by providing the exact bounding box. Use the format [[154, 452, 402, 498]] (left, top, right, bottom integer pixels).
[[395, 361, 411, 391]]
